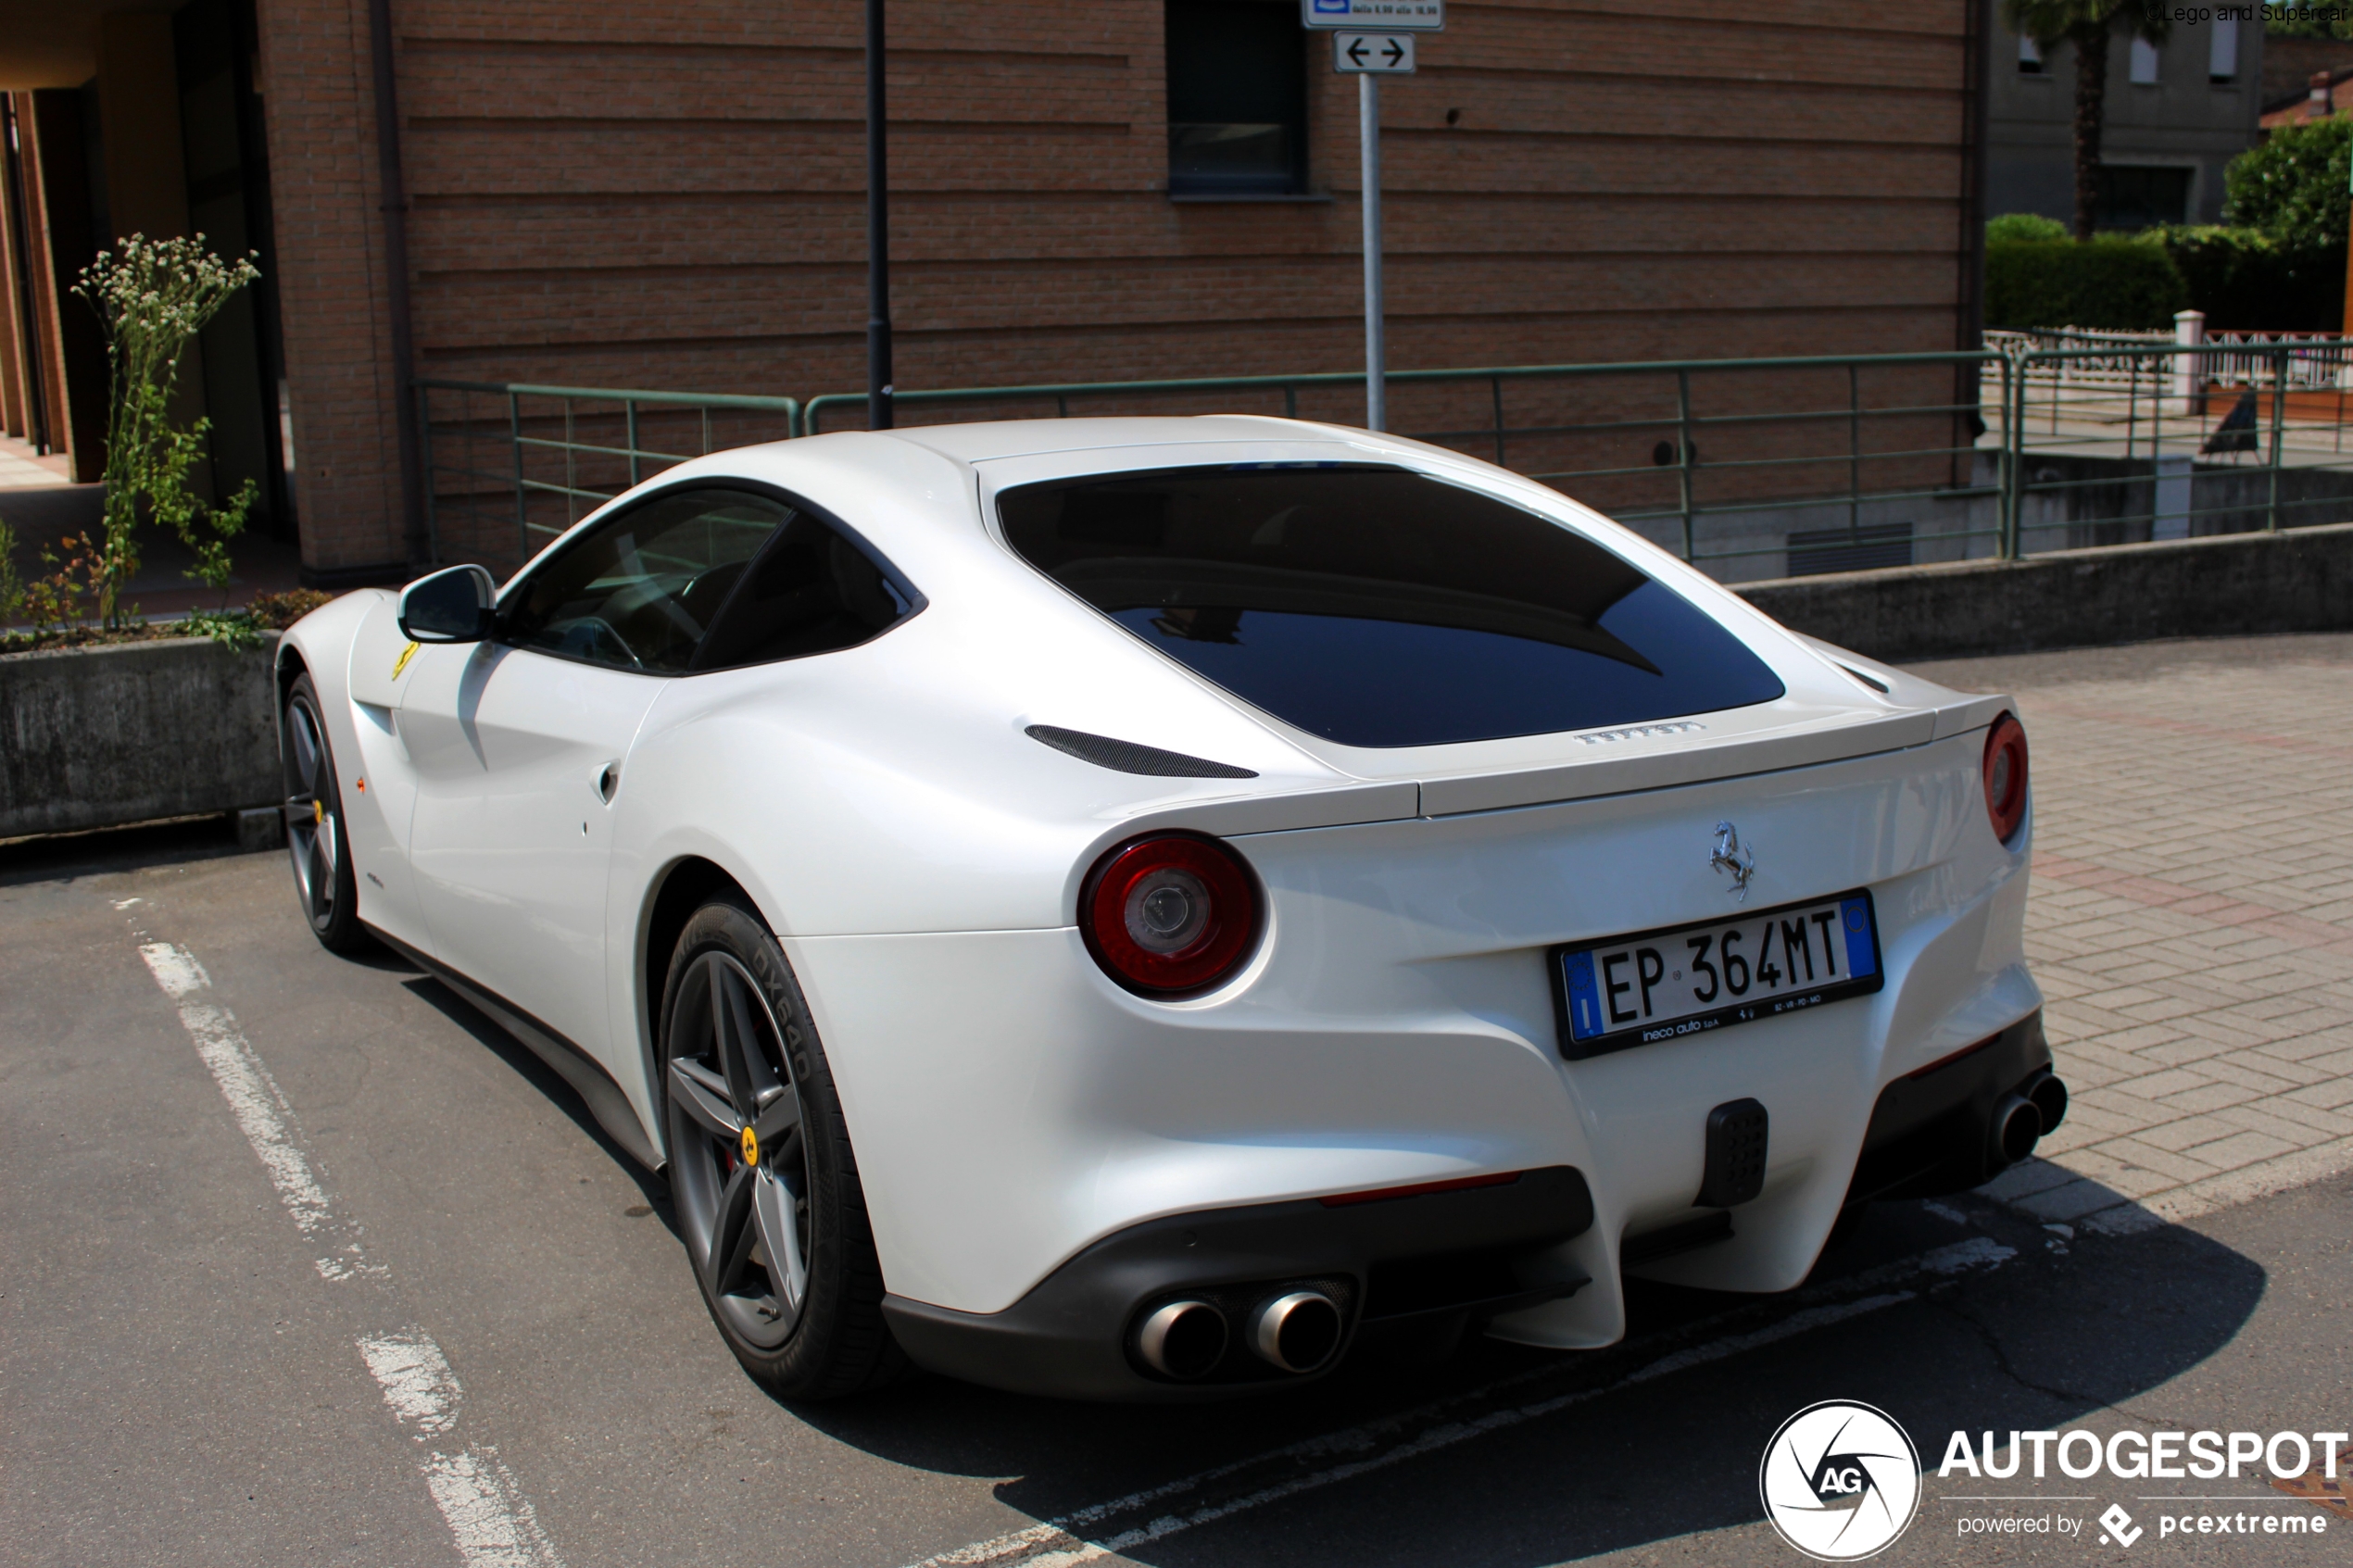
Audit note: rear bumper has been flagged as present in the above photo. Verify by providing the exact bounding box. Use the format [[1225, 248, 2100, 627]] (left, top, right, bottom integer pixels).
[[883, 1166, 1595, 1401], [1845, 1010, 2057, 1203]]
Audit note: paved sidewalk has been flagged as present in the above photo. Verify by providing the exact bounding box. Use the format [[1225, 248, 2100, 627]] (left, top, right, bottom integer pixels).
[[1913, 633, 2353, 1232]]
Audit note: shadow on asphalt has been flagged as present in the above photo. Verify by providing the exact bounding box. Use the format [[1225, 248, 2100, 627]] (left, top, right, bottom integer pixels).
[[786, 1196, 2265, 1567], [0, 814, 260, 887], [401, 972, 678, 1225]]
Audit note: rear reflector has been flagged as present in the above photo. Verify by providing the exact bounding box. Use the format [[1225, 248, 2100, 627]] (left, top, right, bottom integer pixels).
[[1319, 1171, 1522, 1208]]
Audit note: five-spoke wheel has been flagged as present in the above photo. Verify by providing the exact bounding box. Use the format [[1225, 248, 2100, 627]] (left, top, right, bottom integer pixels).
[[659, 897, 905, 1398], [282, 673, 368, 952], [666, 948, 812, 1346]]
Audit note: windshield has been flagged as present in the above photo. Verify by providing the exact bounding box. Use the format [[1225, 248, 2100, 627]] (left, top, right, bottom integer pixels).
[[998, 463, 1785, 748]]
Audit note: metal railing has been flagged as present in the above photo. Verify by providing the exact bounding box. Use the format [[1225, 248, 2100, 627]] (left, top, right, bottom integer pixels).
[[418, 341, 2353, 582], [415, 380, 799, 567]]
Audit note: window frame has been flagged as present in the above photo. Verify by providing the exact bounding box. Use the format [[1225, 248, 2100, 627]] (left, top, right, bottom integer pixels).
[[493, 478, 927, 678]]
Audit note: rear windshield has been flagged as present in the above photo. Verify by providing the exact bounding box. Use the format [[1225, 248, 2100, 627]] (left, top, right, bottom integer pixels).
[[997, 464, 1785, 748]]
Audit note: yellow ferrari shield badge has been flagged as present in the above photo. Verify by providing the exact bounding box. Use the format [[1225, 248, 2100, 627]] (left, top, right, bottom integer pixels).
[[391, 641, 420, 679], [739, 1125, 760, 1167]]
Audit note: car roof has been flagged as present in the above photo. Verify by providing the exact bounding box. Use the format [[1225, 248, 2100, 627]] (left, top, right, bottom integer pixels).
[[868, 414, 1359, 464]]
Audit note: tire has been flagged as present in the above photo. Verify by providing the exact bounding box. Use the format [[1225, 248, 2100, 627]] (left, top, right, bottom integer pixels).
[[659, 897, 908, 1399], [282, 673, 371, 954]]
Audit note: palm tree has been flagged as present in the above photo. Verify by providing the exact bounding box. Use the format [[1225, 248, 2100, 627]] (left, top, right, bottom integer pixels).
[[2005, 0, 2172, 240]]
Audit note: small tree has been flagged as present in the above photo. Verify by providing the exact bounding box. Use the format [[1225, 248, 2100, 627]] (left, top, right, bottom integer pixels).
[[71, 235, 261, 629], [2003, 1, 2172, 242]]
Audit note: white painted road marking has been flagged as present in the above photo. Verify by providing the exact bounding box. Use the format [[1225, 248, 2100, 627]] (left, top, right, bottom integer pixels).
[[901, 1236, 2018, 1568], [360, 1330, 563, 1568], [138, 939, 564, 1568], [139, 941, 372, 1280]]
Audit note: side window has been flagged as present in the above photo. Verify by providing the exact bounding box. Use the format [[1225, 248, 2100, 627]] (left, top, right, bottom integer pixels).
[[691, 511, 920, 672], [498, 488, 792, 673]]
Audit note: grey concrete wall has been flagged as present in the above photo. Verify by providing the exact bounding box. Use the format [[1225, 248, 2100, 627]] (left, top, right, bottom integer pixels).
[[0, 633, 281, 838], [1736, 521, 2353, 665]]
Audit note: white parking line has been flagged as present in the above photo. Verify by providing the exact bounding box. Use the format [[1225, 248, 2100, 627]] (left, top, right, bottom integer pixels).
[[139, 942, 371, 1280], [903, 1236, 2018, 1568], [138, 939, 564, 1568], [360, 1330, 563, 1568]]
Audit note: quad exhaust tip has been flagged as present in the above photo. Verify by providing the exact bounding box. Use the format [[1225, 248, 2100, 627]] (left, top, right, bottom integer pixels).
[[1992, 1093, 2043, 1167], [1135, 1299, 1227, 1381], [1250, 1290, 1342, 1374]]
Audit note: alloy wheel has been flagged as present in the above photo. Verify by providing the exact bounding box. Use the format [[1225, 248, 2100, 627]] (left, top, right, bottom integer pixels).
[[283, 694, 341, 933], [666, 950, 812, 1348]]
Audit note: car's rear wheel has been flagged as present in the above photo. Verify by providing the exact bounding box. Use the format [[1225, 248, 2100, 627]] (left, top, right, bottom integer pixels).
[[282, 673, 369, 953], [660, 897, 906, 1399]]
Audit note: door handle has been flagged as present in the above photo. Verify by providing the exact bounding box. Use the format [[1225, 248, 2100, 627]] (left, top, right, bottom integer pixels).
[[595, 762, 620, 803]]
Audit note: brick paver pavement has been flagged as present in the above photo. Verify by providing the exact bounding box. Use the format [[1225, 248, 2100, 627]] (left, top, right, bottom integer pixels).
[[1910, 633, 2353, 1233]]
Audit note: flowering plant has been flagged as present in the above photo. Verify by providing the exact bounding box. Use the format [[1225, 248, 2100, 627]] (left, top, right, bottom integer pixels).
[[71, 234, 262, 627]]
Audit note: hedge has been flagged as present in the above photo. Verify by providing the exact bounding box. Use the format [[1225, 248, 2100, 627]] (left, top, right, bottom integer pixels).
[[1984, 235, 2190, 331], [2146, 225, 2345, 332]]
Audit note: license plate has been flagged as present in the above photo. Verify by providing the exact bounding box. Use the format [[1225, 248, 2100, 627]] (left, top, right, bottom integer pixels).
[[1552, 891, 1883, 1060]]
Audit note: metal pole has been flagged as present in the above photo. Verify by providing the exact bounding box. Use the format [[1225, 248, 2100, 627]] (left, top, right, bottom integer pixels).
[[1675, 369, 1694, 562], [865, 0, 893, 432], [1360, 72, 1385, 433], [365, 0, 428, 568], [2265, 345, 2285, 533]]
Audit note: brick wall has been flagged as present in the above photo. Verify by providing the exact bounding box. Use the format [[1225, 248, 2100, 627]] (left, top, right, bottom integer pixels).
[[256, 0, 1980, 574]]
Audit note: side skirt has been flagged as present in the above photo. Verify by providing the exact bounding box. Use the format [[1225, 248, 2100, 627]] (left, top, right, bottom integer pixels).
[[367, 924, 665, 1172]]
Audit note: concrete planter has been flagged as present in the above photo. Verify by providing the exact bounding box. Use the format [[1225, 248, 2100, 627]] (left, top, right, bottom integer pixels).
[[0, 632, 281, 839]]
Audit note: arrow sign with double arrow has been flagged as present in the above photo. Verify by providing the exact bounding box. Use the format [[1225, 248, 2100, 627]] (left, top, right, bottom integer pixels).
[[1333, 31, 1415, 72]]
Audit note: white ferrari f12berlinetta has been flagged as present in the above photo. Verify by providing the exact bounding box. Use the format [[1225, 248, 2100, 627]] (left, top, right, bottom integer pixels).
[[276, 416, 2059, 1399]]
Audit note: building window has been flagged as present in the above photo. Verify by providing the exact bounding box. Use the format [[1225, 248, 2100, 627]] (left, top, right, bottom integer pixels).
[[2096, 165, 2192, 229], [2209, 19, 2238, 83], [2130, 36, 2160, 85], [1165, 1, 1307, 195], [2018, 33, 2044, 74]]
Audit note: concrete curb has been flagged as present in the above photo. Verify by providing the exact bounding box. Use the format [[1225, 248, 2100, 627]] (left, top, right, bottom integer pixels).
[[1734, 521, 2353, 665], [0, 633, 282, 838]]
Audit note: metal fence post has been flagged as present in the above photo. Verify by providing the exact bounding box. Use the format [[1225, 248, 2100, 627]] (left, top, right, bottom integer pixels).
[[2001, 350, 2025, 559], [2265, 344, 2286, 533], [509, 391, 528, 565], [1491, 374, 1506, 466], [626, 398, 641, 489], [1846, 362, 1862, 544], [1675, 369, 1695, 562]]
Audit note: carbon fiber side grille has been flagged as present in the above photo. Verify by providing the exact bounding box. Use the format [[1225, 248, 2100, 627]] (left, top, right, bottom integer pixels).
[[1026, 724, 1258, 779]]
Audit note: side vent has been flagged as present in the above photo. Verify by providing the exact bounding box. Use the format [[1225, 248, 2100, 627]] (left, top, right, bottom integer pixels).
[[1026, 724, 1258, 779]]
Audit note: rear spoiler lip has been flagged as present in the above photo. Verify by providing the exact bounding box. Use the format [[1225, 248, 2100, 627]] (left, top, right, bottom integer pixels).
[[1098, 693, 2012, 839]]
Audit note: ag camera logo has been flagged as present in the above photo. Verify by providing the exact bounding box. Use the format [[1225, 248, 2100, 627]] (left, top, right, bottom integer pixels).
[[1760, 1400, 1922, 1561]]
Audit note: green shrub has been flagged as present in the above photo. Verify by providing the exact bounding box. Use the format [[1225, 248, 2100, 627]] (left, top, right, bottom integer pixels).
[[1984, 234, 2190, 330], [2224, 115, 2351, 253], [1986, 212, 2069, 244], [2144, 224, 2346, 331]]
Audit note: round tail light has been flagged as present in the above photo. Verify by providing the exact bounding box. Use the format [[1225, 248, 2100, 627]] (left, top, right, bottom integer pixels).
[[1082, 834, 1262, 996], [1982, 712, 2029, 846]]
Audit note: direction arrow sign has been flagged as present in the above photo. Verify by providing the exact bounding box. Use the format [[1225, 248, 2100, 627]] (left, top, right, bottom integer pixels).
[[1301, 0, 1442, 31], [1333, 31, 1415, 72]]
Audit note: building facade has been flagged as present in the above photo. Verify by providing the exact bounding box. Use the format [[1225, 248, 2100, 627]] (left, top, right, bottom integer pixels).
[[1989, 10, 2263, 230], [5, 0, 1990, 583]]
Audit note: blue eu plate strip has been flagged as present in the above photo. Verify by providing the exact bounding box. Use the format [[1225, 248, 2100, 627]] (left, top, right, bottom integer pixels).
[[1841, 896, 1877, 978], [1565, 950, 1602, 1041]]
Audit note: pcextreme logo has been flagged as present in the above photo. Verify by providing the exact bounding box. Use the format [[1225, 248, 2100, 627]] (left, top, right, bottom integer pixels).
[[1759, 1400, 1923, 1561]]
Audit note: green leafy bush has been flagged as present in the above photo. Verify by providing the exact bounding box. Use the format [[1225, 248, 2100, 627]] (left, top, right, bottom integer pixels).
[[1984, 234, 2190, 329], [1986, 212, 2070, 244], [2144, 224, 2344, 331], [2225, 114, 2351, 251]]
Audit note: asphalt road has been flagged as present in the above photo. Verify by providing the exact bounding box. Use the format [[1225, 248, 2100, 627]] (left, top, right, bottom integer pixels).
[[3, 822, 2347, 1568]]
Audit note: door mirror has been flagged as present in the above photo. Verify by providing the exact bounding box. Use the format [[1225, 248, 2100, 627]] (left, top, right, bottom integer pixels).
[[397, 564, 497, 644]]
